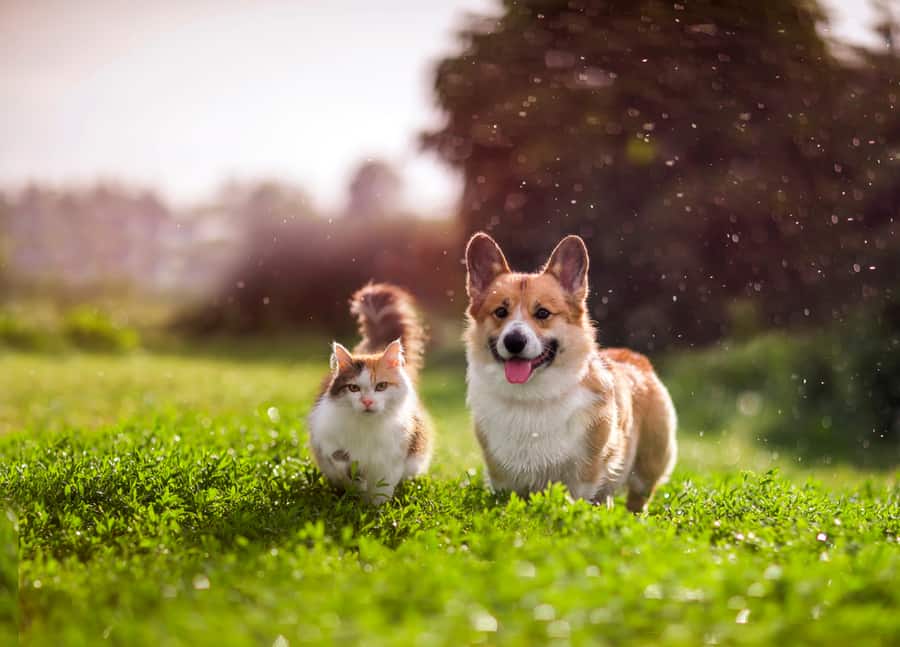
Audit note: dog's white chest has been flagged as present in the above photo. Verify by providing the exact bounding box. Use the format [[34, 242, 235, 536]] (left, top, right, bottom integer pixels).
[[467, 376, 599, 494]]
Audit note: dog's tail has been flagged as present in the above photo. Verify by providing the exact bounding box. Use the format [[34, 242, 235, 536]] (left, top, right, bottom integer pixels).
[[350, 283, 426, 381]]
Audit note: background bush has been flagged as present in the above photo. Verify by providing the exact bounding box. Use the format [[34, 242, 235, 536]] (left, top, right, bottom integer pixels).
[[665, 299, 900, 464], [0, 306, 139, 353], [62, 306, 140, 352]]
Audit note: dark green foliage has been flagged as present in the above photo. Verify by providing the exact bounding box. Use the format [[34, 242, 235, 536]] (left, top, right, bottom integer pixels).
[[425, 0, 900, 349]]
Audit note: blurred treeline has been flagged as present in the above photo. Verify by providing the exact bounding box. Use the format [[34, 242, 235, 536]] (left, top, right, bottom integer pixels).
[[424, 0, 900, 350], [0, 184, 237, 298], [1, 0, 898, 354], [0, 164, 463, 340]]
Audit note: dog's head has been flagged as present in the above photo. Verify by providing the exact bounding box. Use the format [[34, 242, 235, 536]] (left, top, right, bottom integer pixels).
[[464, 233, 595, 394]]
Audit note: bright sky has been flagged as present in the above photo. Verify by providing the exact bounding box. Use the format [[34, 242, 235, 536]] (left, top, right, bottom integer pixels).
[[0, 0, 888, 213]]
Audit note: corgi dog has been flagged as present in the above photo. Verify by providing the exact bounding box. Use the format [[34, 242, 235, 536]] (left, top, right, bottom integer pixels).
[[308, 283, 433, 504], [464, 233, 677, 511]]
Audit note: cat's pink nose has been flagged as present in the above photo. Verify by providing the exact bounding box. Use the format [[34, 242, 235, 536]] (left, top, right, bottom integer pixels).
[[361, 397, 374, 408]]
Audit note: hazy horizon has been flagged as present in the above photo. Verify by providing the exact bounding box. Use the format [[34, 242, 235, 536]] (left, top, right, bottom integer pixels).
[[0, 0, 888, 212]]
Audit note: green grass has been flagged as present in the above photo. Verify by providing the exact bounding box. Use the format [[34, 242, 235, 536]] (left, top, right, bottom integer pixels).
[[1, 341, 898, 646], [0, 509, 16, 646]]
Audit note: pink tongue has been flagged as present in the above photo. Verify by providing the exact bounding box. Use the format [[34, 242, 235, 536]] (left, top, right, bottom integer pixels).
[[504, 359, 534, 384]]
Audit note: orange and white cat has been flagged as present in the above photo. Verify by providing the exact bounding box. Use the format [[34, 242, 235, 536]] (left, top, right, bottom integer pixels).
[[308, 283, 432, 504], [464, 233, 677, 512]]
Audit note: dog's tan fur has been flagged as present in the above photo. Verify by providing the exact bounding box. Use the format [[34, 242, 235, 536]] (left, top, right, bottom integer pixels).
[[464, 233, 677, 511]]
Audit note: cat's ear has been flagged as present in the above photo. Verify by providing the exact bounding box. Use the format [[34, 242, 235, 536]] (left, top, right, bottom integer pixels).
[[330, 342, 354, 372], [380, 339, 404, 369]]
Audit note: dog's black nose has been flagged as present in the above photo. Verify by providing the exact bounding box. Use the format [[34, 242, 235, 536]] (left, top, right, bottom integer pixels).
[[503, 330, 527, 355]]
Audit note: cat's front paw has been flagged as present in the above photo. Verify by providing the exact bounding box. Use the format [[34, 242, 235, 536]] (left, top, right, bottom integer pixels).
[[331, 449, 351, 462], [364, 484, 397, 506]]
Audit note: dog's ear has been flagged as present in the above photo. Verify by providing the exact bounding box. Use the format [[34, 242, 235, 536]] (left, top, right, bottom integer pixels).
[[465, 232, 509, 302], [544, 235, 589, 301]]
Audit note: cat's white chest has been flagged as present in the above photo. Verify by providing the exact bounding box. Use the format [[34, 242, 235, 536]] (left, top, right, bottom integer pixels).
[[309, 400, 407, 486]]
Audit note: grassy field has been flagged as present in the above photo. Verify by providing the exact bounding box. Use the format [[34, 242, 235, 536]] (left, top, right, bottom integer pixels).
[[1, 338, 898, 646]]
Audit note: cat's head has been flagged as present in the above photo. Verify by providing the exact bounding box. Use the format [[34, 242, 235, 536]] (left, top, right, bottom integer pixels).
[[327, 339, 411, 415]]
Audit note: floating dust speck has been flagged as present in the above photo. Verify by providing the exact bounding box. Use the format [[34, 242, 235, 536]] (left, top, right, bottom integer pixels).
[[533, 604, 556, 621], [470, 609, 498, 632], [547, 620, 571, 638], [643, 584, 663, 600], [515, 561, 536, 578]]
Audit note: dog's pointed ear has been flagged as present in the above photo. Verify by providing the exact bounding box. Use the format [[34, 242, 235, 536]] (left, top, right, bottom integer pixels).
[[330, 342, 354, 372], [465, 232, 509, 301], [544, 235, 589, 301]]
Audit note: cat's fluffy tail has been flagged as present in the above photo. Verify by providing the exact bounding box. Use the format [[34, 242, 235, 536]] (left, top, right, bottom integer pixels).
[[349, 283, 426, 380]]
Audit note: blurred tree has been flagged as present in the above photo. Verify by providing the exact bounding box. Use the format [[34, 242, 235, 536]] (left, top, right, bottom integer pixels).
[[215, 181, 319, 328], [425, 0, 899, 349], [344, 160, 403, 220]]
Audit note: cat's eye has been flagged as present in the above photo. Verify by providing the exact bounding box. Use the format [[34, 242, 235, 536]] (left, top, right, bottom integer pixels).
[[375, 382, 388, 391], [493, 306, 509, 319], [346, 384, 360, 392], [535, 307, 551, 320]]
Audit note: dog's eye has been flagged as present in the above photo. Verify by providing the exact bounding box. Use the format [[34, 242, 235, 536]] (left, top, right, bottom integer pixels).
[[346, 384, 360, 392], [535, 308, 551, 320], [375, 382, 388, 391], [493, 306, 509, 319]]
